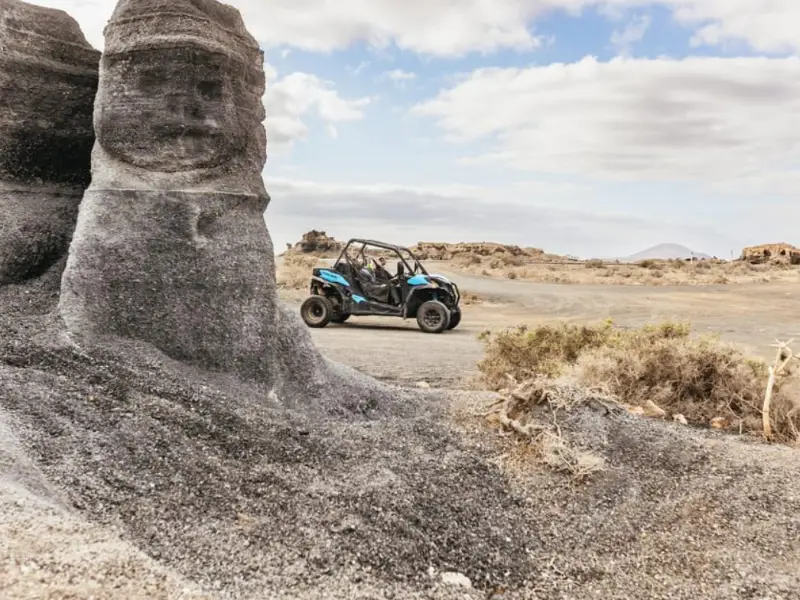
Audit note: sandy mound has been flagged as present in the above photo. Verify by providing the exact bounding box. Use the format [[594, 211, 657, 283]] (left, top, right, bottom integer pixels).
[[1, 276, 536, 599]]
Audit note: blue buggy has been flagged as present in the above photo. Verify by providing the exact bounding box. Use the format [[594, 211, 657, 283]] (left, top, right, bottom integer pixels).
[[299, 238, 462, 333]]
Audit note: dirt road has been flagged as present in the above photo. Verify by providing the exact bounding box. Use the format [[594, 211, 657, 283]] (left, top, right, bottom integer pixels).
[[280, 262, 798, 388]]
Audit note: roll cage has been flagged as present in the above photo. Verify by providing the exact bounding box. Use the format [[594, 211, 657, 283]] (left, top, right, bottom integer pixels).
[[333, 238, 428, 278]]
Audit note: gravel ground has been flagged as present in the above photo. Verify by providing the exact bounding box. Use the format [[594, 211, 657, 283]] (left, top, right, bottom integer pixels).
[[2, 270, 800, 599]]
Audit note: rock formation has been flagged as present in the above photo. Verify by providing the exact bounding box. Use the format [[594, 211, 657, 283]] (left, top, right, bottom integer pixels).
[[59, 0, 278, 384], [287, 230, 344, 256], [59, 0, 386, 407], [0, 0, 99, 284], [740, 242, 800, 265]]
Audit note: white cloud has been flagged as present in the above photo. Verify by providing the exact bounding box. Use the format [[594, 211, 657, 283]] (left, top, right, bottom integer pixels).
[[665, 0, 800, 54], [380, 69, 418, 88], [347, 61, 371, 76], [386, 69, 417, 81], [264, 70, 373, 148], [610, 14, 651, 55], [412, 55, 800, 190], [37, 0, 800, 57]]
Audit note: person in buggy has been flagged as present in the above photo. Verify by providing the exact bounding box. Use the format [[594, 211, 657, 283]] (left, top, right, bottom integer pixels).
[[360, 256, 400, 305]]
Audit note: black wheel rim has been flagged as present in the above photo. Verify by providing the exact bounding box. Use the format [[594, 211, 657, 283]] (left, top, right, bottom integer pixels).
[[423, 307, 442, 328], [307, 301, 324, 322]]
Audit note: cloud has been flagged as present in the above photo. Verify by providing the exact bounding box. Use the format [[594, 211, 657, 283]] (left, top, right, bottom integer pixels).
[[264, 70, 373, 148], [386, 69, 417, 81], [664, 0, 800, 54], [39, 1, 800, 57], [35, 0, 546, 56], [412, 55, 800, 190], [380, 69, 418, 88], [263, 177, 740, 258], [610, 14, 651, 55]]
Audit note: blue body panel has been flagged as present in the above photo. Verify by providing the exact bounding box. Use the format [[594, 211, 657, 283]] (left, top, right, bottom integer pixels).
[[407, 274, 428, 286], [352, 295, 367, 304], [320, 269, 350, 287]]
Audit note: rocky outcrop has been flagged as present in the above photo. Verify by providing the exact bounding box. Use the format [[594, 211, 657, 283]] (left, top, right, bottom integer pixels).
[[0, 0, 99, 284], [58, 0, 387, 407], [740, 243, 800, 265], [411, 242, 549, 261], [287, 230, 343, 256], [59, 0, 277, 383]]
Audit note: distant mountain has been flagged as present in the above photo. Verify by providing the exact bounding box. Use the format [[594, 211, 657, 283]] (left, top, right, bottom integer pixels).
[[615, 243, 712, 262]]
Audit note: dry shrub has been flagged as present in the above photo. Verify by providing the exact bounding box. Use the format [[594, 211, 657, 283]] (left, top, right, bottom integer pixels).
[[461, 291, 482, 305], [477, 320, 622, 387], [454, 254, 482, 267], [669, 259, 686, 269], [585, 259, 605, 269], [276, 255, 319, 290], [482, 377, 611, 480], [502, 254, 526, 267], [478, 321, 800, 442]]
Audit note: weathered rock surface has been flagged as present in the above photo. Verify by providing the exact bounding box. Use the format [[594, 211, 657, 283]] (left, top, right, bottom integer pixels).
[[60, 0, 278, 384], [0, 0, 99, 284], [60, 0, 390, 408]]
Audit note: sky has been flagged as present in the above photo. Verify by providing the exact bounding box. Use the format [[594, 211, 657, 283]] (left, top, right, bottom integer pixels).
[[38, 0, 800, 258]]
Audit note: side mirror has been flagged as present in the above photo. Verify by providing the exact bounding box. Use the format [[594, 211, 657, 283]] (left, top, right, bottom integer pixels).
[[397, 262, 405, 277]]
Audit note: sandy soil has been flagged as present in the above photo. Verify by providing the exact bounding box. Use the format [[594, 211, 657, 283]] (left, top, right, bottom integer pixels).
[[283, 262, 800, 388]]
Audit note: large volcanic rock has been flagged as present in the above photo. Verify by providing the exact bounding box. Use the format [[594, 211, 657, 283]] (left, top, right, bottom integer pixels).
[[59, 0, 377, 406], [60, 0, 276, 383], [0, 0, 99, 284]]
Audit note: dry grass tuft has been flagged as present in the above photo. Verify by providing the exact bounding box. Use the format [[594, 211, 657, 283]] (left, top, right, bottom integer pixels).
[[460, 291, 483, 305], [478, 321, 800, 443], [276, 255, 321, 290]]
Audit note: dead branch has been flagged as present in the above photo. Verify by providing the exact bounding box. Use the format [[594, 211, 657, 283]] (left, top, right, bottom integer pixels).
[[480, 376, 613, 480], [763, 339, 797, 440]]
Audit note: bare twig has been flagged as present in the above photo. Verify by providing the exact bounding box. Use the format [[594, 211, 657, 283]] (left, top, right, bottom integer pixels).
[[763, 340, 796, 440]]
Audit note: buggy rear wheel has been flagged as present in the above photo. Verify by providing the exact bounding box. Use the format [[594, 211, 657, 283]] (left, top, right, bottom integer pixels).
[[301, 295, 333, 328], [416, 300, 451, 334]]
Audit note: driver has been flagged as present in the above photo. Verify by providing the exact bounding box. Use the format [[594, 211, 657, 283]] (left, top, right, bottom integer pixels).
[[374, 256, 392, 280], [365, 256, 400, 305]]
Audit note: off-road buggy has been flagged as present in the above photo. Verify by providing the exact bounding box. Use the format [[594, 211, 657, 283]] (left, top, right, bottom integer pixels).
[[299, 238, 462, 333]]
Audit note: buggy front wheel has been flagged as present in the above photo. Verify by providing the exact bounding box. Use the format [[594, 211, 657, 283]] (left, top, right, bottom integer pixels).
[[331, 312, 351, 324], [416, 300, 451, 334], [301, 295, 333, 328], [447, 308, 461, 330]]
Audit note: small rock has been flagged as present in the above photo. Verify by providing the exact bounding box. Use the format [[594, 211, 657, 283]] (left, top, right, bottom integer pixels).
[[627, 406, 645, 416], [643, 400, 666, 418], [710, 417, 729, 429], [441, 572, 472, 588], [673, 414, 688, 425], [416, 381, 431, 389]]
